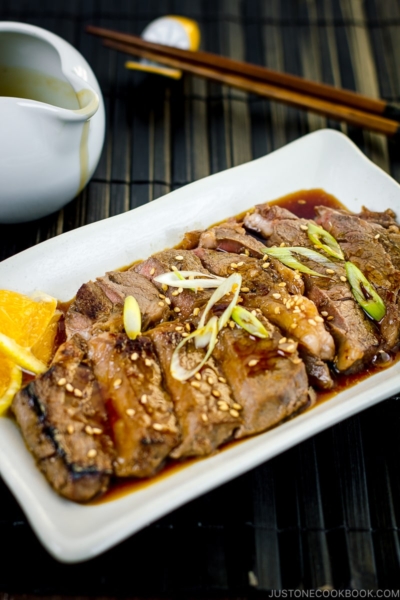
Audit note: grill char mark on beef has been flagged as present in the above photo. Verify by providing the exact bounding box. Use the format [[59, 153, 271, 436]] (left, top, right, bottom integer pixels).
[[315, 205, 400, 349], [88, 333, 180, 477], [245, 203, 380, 372], [194, 248, 335, 363], [12, 337, 114, 502], [212, 327, 309, 438], [150, 323, 240, 458]]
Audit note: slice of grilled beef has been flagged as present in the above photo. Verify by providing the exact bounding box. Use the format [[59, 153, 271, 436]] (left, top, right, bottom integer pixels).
[[12, 336, 114, 502], [194, 248, 335, 362], [245, 203, 380, 372], [66, 271, 170, 340], [199, 221, 267, 257], [150, 322, 240, 458], [88, 333, 180, 477], [299, 351, 333, 390], [135, 249, 212, 320], [316, 205, 400, 349], [212, 326, 309, 438]]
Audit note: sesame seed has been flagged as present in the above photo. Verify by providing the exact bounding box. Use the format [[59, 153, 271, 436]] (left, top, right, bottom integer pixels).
[[162, 284, 168, 291], [244, 249, 250, 255], [340, 276, 347, 282], [229, 320, 235, 328], [131, 352, 139, 361], [262, 262, 270, 269], [300, 224, 308, 231], [145, 358, 152, 366], [175, 326, 183, 331], [237, 261, 244, 267], [126, 408, 135, 417], [315, 315, 324, 323], [87, 449, 97, 458], [174, 307, 181, 313], [181, 332, 189, 337], [308, 319, 316, 326], [251, 310, 257, 316], [74, 388, 83, 397], [230, 409, 240, 417], [113, 378, 122, 388], [280, 242, 286, 247], [195, 372, 202, 380], [218, 377, 226, 383], [188, 275, 195, 280], [248, 359, 259, 367], [93, 428, 103, 435], [292, 357, 302, 364], [272, 293, 281, 299], [212, 390, 221, 398], [153, 423, 164, 431], [201, 413, 208, 422], [175, 255, 184, 260], [230, 262, 238, 269], [150, 267, 155, 275], [185, 323, 191, 332], [374, 234, 380, 240], [327, 316, 334, 321], [320, 311, 328, 317], [207, 376, 214, 385], [67, 425, 74, 434], [298, 199, 306, 204], [171, 290, 179, 296], [85, 425, 93, 435], [177, 287, 183, 294], [165, 298, 171, 305], [274, 307, 280, 314], [326, 269, 335, 274], [158, 301, 165, 307], [279, 337, 287, 344], [285, 345, 296, 353], [57, 377, 66, 386], [191, 381, 201, 388], [140, 394, 147, 404], [159, 293, 166, 299], [65, 383, 74, 393], [278, 282, 286, 287], [218, 402, 229, 411], [241, 287, 250, 292], [171, 265, 178, 271], [233, 403, 242, 410], [291, 323, 298, 329], [193, 307, 200, 316]]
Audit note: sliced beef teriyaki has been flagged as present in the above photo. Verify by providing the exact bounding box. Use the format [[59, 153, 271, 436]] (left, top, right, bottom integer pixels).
[[199, 222, 267, 257], [135, 249, 212, 320], [212, 327, 309, 438], [316, 205, 400, 349], [88, 333, 180, 477], [12, 336, 114, 502], [150, 322, 240, 458], [246, 202, 380, 372]]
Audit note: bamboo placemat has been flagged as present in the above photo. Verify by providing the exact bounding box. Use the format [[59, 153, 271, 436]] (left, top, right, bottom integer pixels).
[[1, 0, 400, 594]]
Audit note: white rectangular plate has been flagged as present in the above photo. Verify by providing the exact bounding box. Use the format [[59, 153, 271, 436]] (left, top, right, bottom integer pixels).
[[1, 129, 400, 563]]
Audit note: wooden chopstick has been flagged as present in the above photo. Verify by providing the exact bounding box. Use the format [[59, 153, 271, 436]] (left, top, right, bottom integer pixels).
[[100, 38, 400, 138], [86, 25, 400, 123]]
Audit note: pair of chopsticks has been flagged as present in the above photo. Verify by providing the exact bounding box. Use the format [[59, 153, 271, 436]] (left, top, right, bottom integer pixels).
[[86, 25, 400, 139]]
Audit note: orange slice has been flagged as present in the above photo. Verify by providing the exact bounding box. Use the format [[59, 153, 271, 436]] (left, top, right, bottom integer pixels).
[[0, 289, 57, 348], [0, 355, 22, 416], [32, 311, 62, 366]]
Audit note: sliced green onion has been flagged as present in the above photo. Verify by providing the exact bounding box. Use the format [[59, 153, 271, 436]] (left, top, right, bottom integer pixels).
[[345, 262, 386, 321], [263, 247, 329, 277], [154, 271, 224, 289], [171, 316, 219, 381], [307, 222, 344, 260], [198, 273, 242, 333], [123, 295, 141, 340], [231, 306, 269, 339]]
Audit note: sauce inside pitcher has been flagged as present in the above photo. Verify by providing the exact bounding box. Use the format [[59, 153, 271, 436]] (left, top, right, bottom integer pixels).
[[0, 65, 80, 109]]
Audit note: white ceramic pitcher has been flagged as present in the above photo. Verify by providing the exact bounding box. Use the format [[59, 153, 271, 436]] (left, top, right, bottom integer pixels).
[[0, 22, 105, 223]]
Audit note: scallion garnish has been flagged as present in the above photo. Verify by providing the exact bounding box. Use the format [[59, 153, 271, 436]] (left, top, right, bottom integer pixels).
[[345, 261, 386, 321], [262, 247, 330, 277], [123, 295, 141, 340], [307, 222, 344, 260], [154, 271, 224, 289], [231, 306, 269, 338]]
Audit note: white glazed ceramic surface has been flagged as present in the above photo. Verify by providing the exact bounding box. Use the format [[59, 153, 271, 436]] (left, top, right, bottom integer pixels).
[[0, 22, 105, 223], [0, 130, 400, 563]]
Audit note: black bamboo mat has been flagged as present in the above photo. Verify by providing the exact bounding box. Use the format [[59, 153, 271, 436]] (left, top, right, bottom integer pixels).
[[1, 0, 400, 595]]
